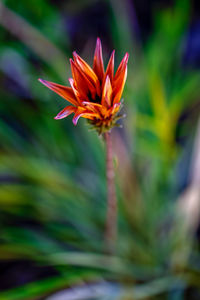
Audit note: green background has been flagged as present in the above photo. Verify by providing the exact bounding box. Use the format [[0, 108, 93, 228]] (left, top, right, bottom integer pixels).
[[0, 0, 200, 299]]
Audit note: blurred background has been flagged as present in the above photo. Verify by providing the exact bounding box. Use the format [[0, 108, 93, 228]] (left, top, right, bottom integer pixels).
[[0, 0, 200, 299]]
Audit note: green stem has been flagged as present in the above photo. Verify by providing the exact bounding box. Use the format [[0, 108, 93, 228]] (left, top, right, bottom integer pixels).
[[104, 131, 117, 253]]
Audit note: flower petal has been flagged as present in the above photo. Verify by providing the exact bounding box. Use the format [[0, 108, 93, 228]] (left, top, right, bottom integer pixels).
[[38, 79, 78, 106], [54, 105, 76, 120], [93, 37, 104, 81], [103, 50, 115, 84], [114, 52, 129, 82], [70, 59, 89, 99], [73, 51, 101, 96], [72, 107, 98, 125], [105, 103, 121, 118], [68, 78, 84, 104], [113, 65, 127, 104], [102, 75, 112, 107], [82, 101, 103, 115], [71, 59, 97, 100]]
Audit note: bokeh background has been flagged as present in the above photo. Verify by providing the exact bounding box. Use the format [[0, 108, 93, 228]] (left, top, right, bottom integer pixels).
[[0, 0, 200, 299]]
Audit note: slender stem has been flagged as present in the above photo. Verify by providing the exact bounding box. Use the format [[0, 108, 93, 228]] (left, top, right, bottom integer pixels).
[[104, 131, 117, 253]]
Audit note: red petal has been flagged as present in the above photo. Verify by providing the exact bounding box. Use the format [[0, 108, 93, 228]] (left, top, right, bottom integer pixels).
[[114, 52, 129, 81], [70, 59, 89, 99], [71, 59, 97, 100], [102, 75, 112, 107], [69, 78, 83, 104], [105, 103, 120, 118], [93, 37, 104, 81], [113, 66, 127, 104], [39, 79, 78, 106], [82, 101, 102, 114], [54, 105, 76, 120], [82, 101, 102, 108], [73, 51, 101, 96], [103, 50, 115, 84], [72, 107, 98, 125]]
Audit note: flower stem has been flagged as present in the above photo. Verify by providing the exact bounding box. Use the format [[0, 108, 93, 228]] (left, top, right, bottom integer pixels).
[[104, 131, 117, 253]]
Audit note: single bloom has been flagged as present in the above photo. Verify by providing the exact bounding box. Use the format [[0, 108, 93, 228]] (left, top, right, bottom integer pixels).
[[39, 38, 129, 133]]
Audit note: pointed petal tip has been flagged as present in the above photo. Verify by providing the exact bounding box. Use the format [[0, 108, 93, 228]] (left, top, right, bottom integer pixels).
[[38, 78, 51, 87], [54, 106, 76, 120], [121, 52, 129, 65], [68, 78, 74, 85], [72, 118, 78, 126], [96, 37, 101, 43], [54, 113, 63, 120], [96, 37, 103, 50], [72, 51, 77, 60], [105, 74, 111, 83], [124, 52, 129, 62], [108, 50, 115, 61], [69, 58, 75, 67], [72, 109, 84, 125], [72, 51, 81, 61], [38, 78, 46, 84], [54, 113, 66, 120]]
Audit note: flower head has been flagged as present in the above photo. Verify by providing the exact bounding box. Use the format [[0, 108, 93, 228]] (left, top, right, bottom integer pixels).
[[39, 38, 129, 133]]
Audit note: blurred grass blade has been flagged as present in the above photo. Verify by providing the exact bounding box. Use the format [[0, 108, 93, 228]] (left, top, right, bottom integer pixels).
[[0, 2, 66, 80]]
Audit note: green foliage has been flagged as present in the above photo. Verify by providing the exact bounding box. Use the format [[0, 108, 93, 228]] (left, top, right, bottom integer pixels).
[[0, 0, 200, 299]]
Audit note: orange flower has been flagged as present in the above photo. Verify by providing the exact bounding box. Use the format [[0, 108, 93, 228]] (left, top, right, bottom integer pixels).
[[39, 38, 129, 133]]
